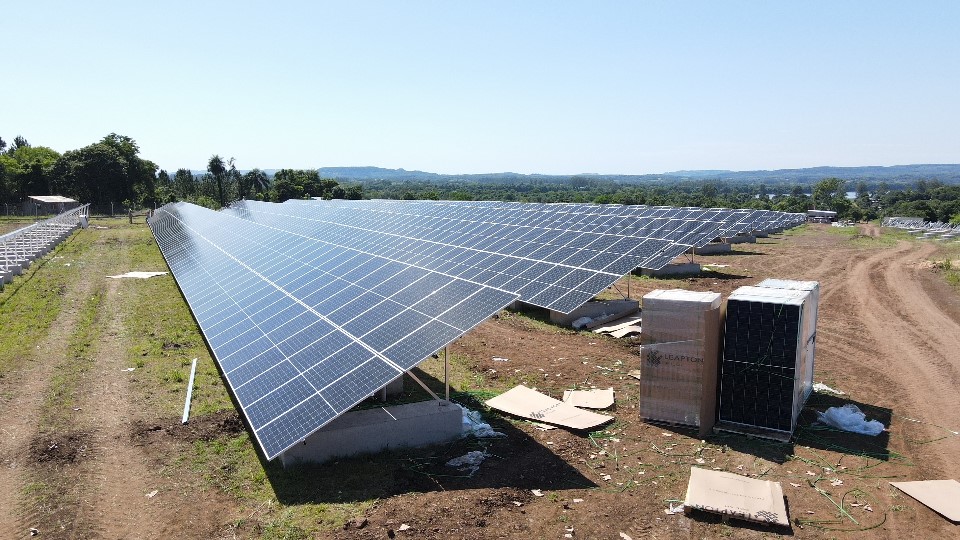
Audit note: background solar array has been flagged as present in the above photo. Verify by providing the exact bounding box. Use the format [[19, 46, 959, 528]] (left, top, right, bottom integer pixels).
[[149, 202, 517, 459], [228, 200, 730, 313]]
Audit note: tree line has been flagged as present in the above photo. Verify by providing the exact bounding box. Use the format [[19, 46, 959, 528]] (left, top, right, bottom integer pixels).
[[2, 132, 957, 224], [0, 133, 362, 212]]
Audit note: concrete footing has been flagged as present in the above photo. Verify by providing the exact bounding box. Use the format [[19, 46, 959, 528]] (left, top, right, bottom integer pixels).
[[279, 400, 463, 467], [689, 243, 732, 255], [641, 262, 702, 277], [549, 299, 639, 327], [726, 234, 757, 244]]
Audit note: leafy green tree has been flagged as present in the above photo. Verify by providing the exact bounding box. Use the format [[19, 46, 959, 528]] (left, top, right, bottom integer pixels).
[[51, 143, 126, 204], [243, 168, 270, 198], [207, 155, 226, 208], [172, 168, 196, 200]]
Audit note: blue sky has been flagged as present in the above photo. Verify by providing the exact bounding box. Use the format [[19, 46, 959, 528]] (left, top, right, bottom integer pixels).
[[3, 1, 958, 174]]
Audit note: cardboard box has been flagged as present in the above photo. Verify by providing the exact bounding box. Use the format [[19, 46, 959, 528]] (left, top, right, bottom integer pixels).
[[639, 289, 722, 437]]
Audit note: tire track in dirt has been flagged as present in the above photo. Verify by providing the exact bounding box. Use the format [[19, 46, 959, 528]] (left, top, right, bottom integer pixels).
[[841, 239, 960, 477], [0, 232, 98, 539], [69, 274, 170, 539]]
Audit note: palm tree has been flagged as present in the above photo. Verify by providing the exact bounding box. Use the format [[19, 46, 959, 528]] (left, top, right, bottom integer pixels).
[[207, 155, 226, 208]]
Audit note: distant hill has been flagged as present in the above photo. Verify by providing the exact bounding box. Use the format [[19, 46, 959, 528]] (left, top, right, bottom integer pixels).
[[316, 164, 960, 186]]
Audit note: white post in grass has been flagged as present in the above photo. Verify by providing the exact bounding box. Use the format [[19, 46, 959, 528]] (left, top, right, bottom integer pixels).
[[182, 358, 198, 424]]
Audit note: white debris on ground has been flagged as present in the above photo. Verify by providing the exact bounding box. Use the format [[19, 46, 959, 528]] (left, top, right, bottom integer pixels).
[[817, 404, 885, 435], [813, 382, 846, 395], [446, 450, 489, 476], [459, 405, 506, 438], [571, 316, 593, 329], [106, 271, 168, 279]]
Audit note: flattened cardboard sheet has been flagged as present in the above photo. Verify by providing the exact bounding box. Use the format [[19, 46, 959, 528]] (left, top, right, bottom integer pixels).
[[562, 387, 615, 409], [890, 479, 960, 522], [684, 467, 789, 526], [486, 385, 613, 430]]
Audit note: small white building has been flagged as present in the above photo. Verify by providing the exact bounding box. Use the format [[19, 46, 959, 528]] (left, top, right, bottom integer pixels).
[[23, 195, 79, 216], [806, 209, 837, 223]]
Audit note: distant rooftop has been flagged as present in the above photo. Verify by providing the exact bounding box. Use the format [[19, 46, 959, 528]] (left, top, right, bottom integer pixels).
[[28, 195, 77, 204]]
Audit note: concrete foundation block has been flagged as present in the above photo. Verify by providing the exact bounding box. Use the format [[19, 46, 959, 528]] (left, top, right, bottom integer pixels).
[[688, 243, 732, 255], [549, 299, 639, 327], [641, 262, 702, 278], [726, 234, 756, 244], [279, 400, 462, 467]]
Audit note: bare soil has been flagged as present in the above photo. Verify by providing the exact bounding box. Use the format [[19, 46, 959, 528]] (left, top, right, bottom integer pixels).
[[2, 224, 960, 539]]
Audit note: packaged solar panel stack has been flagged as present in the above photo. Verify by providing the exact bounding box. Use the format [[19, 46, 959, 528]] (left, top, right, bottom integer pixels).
[[717, 282, 819, 440], [638, 289, 722, 437]]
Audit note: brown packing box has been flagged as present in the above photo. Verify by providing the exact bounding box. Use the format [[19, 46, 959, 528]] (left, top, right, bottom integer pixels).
[[639, 290, 721, 437]]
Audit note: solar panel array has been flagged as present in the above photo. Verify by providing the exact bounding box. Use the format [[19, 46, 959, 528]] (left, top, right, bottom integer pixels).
[[227, 199, 733, 313], [149, 203, 516, 459], [150, 198, 804, 460]]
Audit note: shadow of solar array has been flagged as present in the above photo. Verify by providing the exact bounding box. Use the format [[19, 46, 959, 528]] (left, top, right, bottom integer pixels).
[[149, 203, 516, 459]]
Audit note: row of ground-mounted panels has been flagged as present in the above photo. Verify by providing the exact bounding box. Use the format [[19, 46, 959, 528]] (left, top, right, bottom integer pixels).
[[149, 203, 517, 459], [229, 200, 697, 313], [150, 199, 803, 459], [231, 200, 802, 313]]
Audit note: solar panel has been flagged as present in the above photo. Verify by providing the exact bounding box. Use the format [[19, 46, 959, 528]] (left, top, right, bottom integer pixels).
[[229, 200, 703, 313], [149, 202, 516, 459]]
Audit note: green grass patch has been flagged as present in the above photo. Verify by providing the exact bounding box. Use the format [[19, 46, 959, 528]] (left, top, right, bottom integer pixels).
[[0, 231, 94, 377], [39, 285, 106, 431]]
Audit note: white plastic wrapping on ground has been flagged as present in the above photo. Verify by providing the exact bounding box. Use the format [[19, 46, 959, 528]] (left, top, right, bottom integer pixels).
[[459, 405, 506, 438], [817, 404, 885, 435]]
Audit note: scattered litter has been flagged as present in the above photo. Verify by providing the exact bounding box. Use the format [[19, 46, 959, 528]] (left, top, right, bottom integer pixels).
[[627, 370, 642, 380], [73, 407, 81, 411], [683, 467, 790, 526], [145, 490, 158, 498], [695, 458, 705, 464], [121, 367, 135, 372], [485, 385, 613, 430], [531, 489, 544, 497], [398, 524, 411, 531], [446, 450, 489, 476], [492, 356, 510, 362], [864, 505, 873, 512], [107, 271, 168, 279], [64, 263, 71, 267], [459, 405, 506, 438], [512, 501, 523, 506], [817, 404, 885, 435], [806, 471, 816, 476], [619, 533, 633, 540], [665, 502, 684, 515], [592, 313, 643, 337], [812, 382, 845, 395], [790, 483, 801, 488], [891, 479, 960, 522], [601, 474, 612, 481], [29, 528, 39, 536], [830, 478, 843, 487], [571, 316, 593, 329], [573, 498, 583, 503], [562, 387, 615, 409]]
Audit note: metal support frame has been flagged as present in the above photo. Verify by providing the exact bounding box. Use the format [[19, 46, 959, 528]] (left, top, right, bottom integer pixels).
[[444, 347, 450, 401]]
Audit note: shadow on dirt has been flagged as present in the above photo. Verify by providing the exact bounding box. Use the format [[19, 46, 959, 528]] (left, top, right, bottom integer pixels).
[[708, 392, 894, 465], [253, 370, 597, 505]]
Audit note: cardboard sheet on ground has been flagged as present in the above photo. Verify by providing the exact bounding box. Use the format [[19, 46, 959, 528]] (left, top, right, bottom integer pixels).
[[107, 271, 168, 279], [485, 385, 613, 430], [562, 387, 615, 409], [890, 479, 960, 522], [592, 314, 642, 333], [683, 467, 789, 526]]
